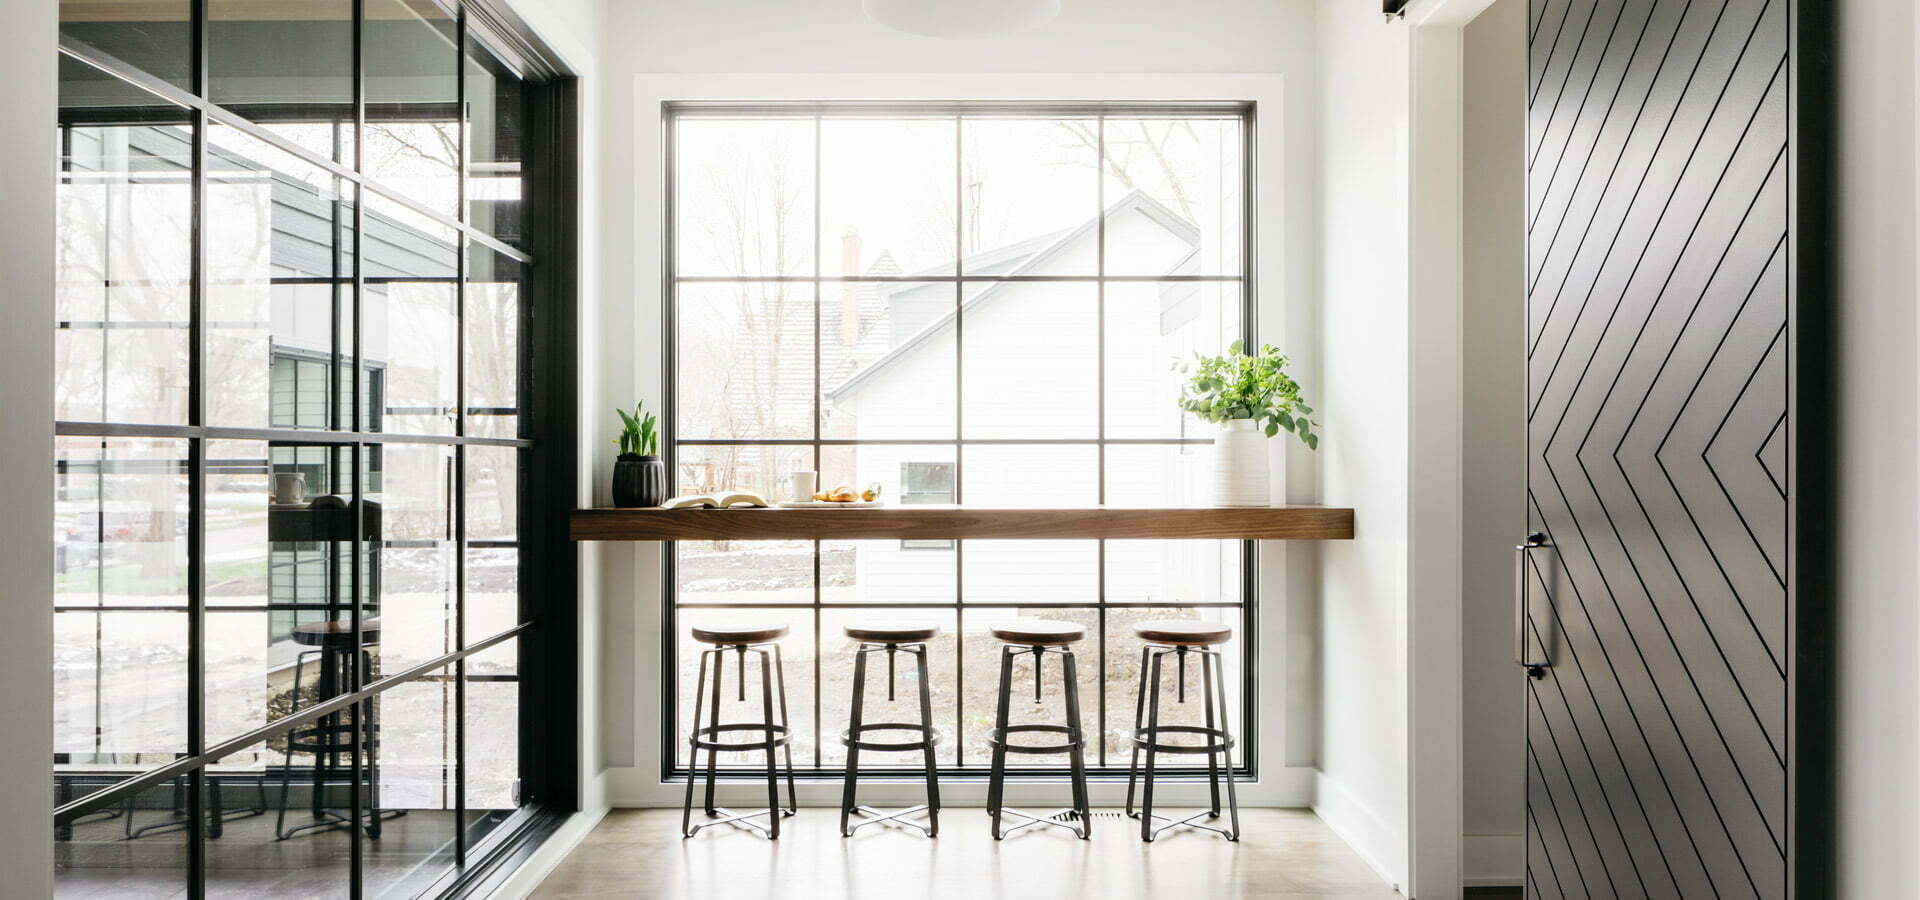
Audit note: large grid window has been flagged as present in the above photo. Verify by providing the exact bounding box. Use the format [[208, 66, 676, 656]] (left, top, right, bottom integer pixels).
[[666, 105, 1255, 775], [51, 2, 567, 895]]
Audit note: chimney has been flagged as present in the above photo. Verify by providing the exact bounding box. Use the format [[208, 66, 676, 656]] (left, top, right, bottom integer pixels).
[[840, 226, 863, 348]]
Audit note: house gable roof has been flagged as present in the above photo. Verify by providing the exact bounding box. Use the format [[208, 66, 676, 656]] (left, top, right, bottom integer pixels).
[[825, 189, 1199, 400]]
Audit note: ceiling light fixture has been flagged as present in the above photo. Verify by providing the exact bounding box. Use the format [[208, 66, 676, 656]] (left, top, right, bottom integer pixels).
[[862, 0, 1062, 37]]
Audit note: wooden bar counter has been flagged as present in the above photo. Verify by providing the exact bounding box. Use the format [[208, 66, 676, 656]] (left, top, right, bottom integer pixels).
[[569, 505, 1354, 542]]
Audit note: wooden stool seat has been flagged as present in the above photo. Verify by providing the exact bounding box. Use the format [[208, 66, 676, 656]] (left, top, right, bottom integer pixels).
[[843, 622, 941, 643], [1132, 620, 1232, 646], [293, 618, 381, 647], [989, 618, 1086, 646], [690, 623, 788, 645]]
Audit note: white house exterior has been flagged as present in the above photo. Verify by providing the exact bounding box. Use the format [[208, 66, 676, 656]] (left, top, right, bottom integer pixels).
[[820, 190, 1242, 610]]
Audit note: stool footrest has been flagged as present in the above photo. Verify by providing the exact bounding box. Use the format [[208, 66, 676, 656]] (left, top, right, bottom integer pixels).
[[684, 804, 796, 839], [840, 723, 942, 752], [1129, 724, 1235, 756], [992, 807, 1089, 839], [1128, 808, 1240, 841], [845, 804, 936, 837], [690, 722, 792, 753], [987, 724, 1085, 756]]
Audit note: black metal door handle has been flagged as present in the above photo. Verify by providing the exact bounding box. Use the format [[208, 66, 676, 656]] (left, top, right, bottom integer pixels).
[[1515, 533, 1550, 678]]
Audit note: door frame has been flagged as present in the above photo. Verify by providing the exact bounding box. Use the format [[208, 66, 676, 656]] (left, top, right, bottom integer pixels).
[[1405, 2, 1500, 897]]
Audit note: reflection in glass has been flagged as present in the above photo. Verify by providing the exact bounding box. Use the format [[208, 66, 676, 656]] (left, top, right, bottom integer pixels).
[[370, 443, 456, 672], [1103, 117, 1243, 276], [819, 282, 955, 441], [203, 441, 273, 746], [465, 639, 519, 843], [203, 744, 356, 894], [675, 282, 814, 440], [61, 0, 193, 92], [208, 0, 355, 163], [466, 39, 526, 246], [464, 446, 519, 647], [55, 779, 190, 898], [366, 193, 458, 436], [365, 0, 460, 218], [56, 63, 193, 426], [959, 281, 1098, 438], [361, 671, 459, 898], [674, 118, 814, 276], [207, 125, 356, 428], [466, 243, 522, 438]]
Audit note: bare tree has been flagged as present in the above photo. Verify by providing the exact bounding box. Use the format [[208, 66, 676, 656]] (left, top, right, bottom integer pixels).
[[1050, 119, 1207, 223]]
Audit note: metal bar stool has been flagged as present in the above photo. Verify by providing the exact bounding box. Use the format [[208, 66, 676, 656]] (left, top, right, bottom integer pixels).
[[985, 618, 1091, 840], [275, 619, 403, 840], [682, 623, 799, 839], [839, 622, 942, 837], [1125, 620, 1241, 842]]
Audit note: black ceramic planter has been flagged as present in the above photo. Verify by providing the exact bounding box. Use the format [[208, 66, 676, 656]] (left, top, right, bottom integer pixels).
[[612, 454, 666, 507]]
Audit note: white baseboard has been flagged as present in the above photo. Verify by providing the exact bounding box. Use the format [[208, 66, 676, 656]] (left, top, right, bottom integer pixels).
[[1462, 832, 1524, 887], [488, 806, 609, 900], [1311, 772, 1406, 894], [603, 764, 1319, 808]]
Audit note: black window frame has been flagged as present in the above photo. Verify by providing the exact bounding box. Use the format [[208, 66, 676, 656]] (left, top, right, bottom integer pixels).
[[660, 102, 1260, 781], [48, 1, 579, 895]]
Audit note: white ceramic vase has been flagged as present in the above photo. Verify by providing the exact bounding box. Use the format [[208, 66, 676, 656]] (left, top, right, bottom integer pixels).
[[1213, 418, 1270, 507]]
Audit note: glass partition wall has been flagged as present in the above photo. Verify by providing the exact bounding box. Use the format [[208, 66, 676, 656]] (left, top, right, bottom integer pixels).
[[53, 2, 571, 896], [665, 105, 1256, 778]]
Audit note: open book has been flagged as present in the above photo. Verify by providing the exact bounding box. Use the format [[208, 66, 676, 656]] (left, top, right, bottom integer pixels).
[[661, 490, 770, 510]]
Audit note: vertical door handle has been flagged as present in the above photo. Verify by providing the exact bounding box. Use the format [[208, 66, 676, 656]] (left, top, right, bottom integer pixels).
[[1515, 533, 1550, 678]]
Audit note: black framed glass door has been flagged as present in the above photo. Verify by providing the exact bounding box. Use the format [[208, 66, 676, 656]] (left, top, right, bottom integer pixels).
[[51, 1, 577, 896]]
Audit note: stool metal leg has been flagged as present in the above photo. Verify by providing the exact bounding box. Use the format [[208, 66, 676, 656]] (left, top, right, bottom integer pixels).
[[1124, 644, 1151, 819], [986, 645, 1015, 839], [1140, 647, 1165, 842], [839, 645, 870, 836], [1061, 647, 1091, 839], [1128, 643, 1241, 842], [1212, 647, 1242, 840], [916, 645, 941, 836], [702, 649, 726, 816], [681, 647, 712, 837], [772, 643, 798, 815], [757, 648, 781, 840], [1202, 649, 1222, 818]]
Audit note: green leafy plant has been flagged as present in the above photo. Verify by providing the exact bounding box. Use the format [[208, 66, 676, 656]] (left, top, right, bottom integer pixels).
[[615, 402, 659, 457], [1176, 341, 1320, 450]]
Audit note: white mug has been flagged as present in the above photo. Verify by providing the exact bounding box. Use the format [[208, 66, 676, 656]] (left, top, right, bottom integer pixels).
[[783, 471, 817, 501], [273, 472, 307, 505]]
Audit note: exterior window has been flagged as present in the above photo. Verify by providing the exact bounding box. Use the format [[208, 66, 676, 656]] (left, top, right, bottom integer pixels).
[[667, 105, 1253, 775]]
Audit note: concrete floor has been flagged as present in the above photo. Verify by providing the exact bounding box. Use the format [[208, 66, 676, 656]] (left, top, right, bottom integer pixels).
[[531, 808, 1404, 899]]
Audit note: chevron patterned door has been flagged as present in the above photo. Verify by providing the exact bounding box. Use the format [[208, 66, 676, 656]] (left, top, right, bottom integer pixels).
[[1522, 0, 1810, 897]]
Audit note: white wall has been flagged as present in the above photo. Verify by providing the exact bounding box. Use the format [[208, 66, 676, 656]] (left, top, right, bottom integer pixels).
[[1832, 0, 1920, 894], [594, 0, 1322, 808], [1459, 0, 1527, 887], [1311, 0, 1412, 889], [0, 0, 57, 893], [607, 0, 1316, 74]]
